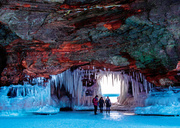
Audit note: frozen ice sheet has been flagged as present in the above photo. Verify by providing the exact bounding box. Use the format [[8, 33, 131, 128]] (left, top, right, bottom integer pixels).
[[0, 111, 180, 128]]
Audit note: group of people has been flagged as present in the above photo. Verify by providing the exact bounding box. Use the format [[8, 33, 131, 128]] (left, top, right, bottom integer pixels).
[[93, 95, 111, 115]]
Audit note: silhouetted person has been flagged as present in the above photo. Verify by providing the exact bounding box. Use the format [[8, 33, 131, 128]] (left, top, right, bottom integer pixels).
[[93, 95, 98, 115], [99, 97, 104, 113], [105, 96, 111, 113]]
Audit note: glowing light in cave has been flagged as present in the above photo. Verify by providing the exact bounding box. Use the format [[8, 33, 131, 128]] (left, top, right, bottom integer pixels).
[[99, 74, 120, 103]]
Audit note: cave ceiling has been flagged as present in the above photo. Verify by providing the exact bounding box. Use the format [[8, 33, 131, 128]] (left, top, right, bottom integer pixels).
[[0, 0, 179, 86]]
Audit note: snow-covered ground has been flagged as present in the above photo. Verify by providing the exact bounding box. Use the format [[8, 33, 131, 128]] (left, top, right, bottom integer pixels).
[[0, 111, 180, 128]]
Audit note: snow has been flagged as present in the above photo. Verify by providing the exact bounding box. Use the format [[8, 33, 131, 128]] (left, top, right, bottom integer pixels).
[[32, 105, 59, 114], [0, 111, 180, 128]]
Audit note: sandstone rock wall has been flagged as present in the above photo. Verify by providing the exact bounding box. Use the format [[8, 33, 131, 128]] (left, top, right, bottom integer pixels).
[[0, 0, 179, 86]]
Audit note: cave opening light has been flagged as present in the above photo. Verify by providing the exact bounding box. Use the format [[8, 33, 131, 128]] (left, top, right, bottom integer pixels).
[[99, 73, 121, 103]]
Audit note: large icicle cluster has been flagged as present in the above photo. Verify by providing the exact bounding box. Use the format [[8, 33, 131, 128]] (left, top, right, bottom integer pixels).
[[97, 70, 153, 104], [0, 76, 59, 114], [50, 67, 153, 108], [0, 67, 154, 114], [50, 68, 100, 107]]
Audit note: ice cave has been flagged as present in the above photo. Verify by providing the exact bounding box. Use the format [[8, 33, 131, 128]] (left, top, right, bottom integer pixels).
[[0, 0, 180, 127], [0, 67, 153, 113]]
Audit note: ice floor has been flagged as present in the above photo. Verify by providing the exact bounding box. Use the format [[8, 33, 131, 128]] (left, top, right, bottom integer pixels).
[[1, 111, 180, 128]]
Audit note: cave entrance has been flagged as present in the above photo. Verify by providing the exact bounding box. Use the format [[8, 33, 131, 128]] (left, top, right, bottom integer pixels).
[[98, 73, 120, 103], [50, 67, 154, 108]]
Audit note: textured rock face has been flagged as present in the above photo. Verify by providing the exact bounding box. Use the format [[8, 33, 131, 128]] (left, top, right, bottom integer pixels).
[[0, 0, 179, 86]]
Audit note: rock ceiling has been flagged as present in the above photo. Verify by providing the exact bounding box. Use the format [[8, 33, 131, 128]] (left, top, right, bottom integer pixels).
[[0, 0, 179, 86]]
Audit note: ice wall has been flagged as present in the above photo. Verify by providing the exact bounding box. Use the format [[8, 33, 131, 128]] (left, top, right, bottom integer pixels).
[[0, 77, 59, 114], [135, 86, 180, 115]]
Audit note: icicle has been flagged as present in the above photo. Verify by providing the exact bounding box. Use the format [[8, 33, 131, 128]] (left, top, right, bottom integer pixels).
[[144, 79, 148, 93], [108, 68, 110, 72], [139, 83, 143, 92], [132, 71, 134, 78], [136, 72, 138, 81], [16, 87, 19, 97], [131, 77, 135, 97], [88, 70, 90, 80], [85, 70, 87, 76], [140, 72, 142, 82], [111, 73, 113, 87], [23, 86, 25, 97]]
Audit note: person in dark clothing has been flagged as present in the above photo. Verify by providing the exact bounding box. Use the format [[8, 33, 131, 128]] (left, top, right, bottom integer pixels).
[[93, 95, 98, 115], [99, 97, 104, 113], [105, 96, 111, 113]]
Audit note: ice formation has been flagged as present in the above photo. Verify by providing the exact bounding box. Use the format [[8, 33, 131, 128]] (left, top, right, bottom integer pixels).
[[50, 67, 153, 107], [0, 66, 154, 115], [50, 68, 100, 107], [0, 77, 59, 114], [135, 86, 180, 115], [97, 70, 153, 104]]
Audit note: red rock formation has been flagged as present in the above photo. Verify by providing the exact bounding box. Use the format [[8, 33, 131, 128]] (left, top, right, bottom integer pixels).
[[0, 0, 179, 86]]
